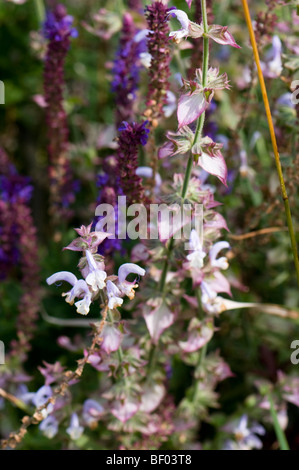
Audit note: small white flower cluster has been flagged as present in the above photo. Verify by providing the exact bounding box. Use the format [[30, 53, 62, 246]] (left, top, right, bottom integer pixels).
[[186, 229, 231, 314], [47, 250, 145, 315]]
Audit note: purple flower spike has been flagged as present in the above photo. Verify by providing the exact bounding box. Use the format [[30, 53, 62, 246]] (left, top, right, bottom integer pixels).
[[43, 5, 78, 43]]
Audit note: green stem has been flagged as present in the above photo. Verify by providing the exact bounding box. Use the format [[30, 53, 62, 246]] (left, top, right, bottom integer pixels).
[[34, 0, 45, 25], [268, 394, 290, 450], [158, 1, 210, 295]]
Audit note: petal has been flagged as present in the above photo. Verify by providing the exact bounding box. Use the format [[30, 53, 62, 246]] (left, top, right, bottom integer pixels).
[[46, 271, 78, 287], [207, 271, 232, 296], [101, 325, 123, 354], [118, 263, 145, 284], [158, 141, 175, 159], [198, 150, 227, 186], [177, 92, 208, 128], [189, 228, 202, 251], [139, 384, 165, 413], [144, 302, 175, 344], [85, 250, 98, 271], [111, 399, 139, 423], [209, 241, 230, 264], [208, 25, 241, 48], [179, 323, 214, 353], [169, 9, 190, 31]]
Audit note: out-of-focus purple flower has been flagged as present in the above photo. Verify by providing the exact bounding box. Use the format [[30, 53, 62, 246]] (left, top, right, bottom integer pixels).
[[223, 415, 265, 450], [43, 4, 78, 42], [83, 399, 104, 427], [112, 13, 146, 127], [38, 361, 66, 386], [43, 4, 78, 222], [32, 385, 54, 418], [145, 1, 171, 125], [117, 121, 150, 205], [39, 415, 59, 439], [261, 35, 282, 78], [66, 413, 84, 440]]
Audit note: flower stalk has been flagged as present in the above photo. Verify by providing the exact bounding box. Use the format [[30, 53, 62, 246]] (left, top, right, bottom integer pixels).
[[159, 0, 210, 294]]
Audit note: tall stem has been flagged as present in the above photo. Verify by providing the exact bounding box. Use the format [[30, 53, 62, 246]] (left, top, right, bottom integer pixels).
[[34, 0, 45, 25], [268, 393, 290, 450], [159, 1, 210, 294], [241, 0, 299, 287]]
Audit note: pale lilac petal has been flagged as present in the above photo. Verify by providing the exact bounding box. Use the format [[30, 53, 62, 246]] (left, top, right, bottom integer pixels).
[[210, 241, 230, 269], [46, 271, 78, 287], [158, 141, 175, 159], [179, 323, 214, 353], [101, 325, 123, 354], [185, 0, 193, 8], [204, 213, 229, 232], [208, 25, 241, 48], [83, 399, 104, 426], [144, 302, 175, 344], [207, 271, 232, 296], [140, 384, 165, 413], [39, 416, 58, 439], [66, 413, 84, 440], [169, 9, 190, 31], [134, 29, 150, 43], [111, 399, 139, 423], [106, 280, 123, 310], [198, 150, 227, 186], [118, 263, 145, 284], [85, 250, 98, 271], [177, 92, 208, 128], [189, 229, 202, 251]]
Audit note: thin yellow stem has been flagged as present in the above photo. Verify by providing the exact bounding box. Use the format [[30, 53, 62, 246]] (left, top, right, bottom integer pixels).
[[241, 0, 299, 286]]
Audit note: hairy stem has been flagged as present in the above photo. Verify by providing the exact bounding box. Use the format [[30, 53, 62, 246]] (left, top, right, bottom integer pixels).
[[159, 0, 210, 294]]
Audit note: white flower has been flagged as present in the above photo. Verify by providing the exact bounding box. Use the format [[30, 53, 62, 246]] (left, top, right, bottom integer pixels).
[[106, 280, 123, 310], [75, 293, 92, 316], [47, 271, 92, 315], [85, 250, 107, 291], [168, 10, 190, 43], [117, 263, 146, 300], [209, 241, 230, 270], [186, 229, 207, 269]]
